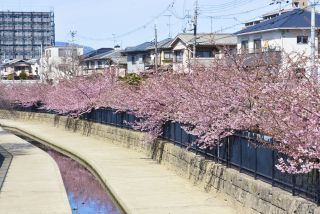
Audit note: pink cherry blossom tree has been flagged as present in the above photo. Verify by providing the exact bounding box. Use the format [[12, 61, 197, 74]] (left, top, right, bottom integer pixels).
[[0, 52, 319, 174]]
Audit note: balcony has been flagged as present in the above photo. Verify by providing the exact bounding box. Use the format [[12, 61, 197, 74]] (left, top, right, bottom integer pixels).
[[238, 48, 282, 67]]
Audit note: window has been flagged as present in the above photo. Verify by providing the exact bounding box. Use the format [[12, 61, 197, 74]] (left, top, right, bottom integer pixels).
[[164, 51, 172, 59], [130, 55, 136, 64], [46, 50, 51, 57], [175, 51, 183, 62], [196, 51, 213, 58], [297, 36, 308, 44], [89, 61, 94, 69], [241, 40, 249, 50], [254, 39, 262, 51], [58, 48, 78, 57], [98, 61, 103, 68]]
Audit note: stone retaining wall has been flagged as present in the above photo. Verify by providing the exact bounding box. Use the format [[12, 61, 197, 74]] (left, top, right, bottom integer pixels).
[[1, 110, 319, 214]]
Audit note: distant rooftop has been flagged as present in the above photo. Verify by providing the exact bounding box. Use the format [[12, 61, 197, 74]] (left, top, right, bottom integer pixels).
[[235, 9, 320, 35], [82, 48, 114, 58], [83, 49, 127, 65], [123, 42, 153, 53], [171, 33, 237, 46]]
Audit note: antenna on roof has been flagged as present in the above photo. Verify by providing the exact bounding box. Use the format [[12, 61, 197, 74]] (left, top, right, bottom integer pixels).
[[270, 0, 289, 15], [70, 26, 77, 46], [292, 0, 308, 8]]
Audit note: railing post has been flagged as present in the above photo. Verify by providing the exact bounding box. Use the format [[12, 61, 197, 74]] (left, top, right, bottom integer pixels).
[[239, 135, 242, 173], [317, 170, 320, 205], [227, 136, 230, 168], [272, 150, 275, 187], [180, 124, 183, 146], [217, 137, 220, 163], [292, 175, 296, 196], [254, 142, 258, 179], [173, 123, 176, 145]]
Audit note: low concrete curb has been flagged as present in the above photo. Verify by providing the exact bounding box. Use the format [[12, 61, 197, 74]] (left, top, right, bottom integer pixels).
[[0, 145, 12, 191]]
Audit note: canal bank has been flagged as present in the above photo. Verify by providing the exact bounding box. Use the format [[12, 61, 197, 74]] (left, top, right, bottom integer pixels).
[[0, 118, 238, 214], [0, 128, 71, 214], [11, 131, 124, 214]]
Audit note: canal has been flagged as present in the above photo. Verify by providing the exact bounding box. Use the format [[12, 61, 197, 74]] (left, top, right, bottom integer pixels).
[[10, 131, 124, 214]]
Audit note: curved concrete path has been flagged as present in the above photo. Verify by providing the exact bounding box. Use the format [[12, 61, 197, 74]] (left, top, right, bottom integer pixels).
[[0, 128, 71, 214], [0, 119, 237, 214]]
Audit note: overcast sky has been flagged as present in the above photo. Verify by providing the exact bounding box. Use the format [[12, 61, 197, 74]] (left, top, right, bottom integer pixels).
[[0, 0, 303, 49]]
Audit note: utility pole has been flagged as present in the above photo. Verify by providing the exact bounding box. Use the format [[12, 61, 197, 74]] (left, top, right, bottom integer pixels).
[[193, 0, 199, 60], [39, 43, 43, 79], [311, 0, 317, 81], [154, 24, 158, 73], [164, 15, 172, 38], [209, 16, 214, 34], [112, 34, 117, 47], [70, 29, 77, 46]]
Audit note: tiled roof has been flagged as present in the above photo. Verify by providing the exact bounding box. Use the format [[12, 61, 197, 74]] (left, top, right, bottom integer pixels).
[[123, 42, 153, 53], [171, 33, 237, 46], [83, 50, 127, 64], [147, 38, 173, 50], [3, 59, 32, 66], [83, 48, 114, 58], [235, 9, 320, 35]]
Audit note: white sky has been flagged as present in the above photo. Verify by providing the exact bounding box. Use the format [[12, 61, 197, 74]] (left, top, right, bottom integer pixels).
[[0, 0, 307, 49]]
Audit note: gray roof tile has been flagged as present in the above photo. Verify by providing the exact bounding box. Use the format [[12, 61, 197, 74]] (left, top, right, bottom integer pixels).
[[235, 9, 320, 35]]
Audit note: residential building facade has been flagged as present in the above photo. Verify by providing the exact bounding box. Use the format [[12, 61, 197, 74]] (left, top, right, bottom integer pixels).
[[169, 33, 237, 71], [0, 59, 40, 80], [123, 42, 153, 73], [41, 45, 84, 81], [0, 11, 55, 61], [82, 47, 127, 76], [235, 8, 320, 65]]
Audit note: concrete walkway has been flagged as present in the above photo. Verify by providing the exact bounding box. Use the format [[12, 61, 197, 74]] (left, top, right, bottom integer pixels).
[[0, 119, 237, 214], [0, 127, 71, 214]]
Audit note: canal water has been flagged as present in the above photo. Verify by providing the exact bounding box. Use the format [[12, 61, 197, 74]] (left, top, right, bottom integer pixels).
[[11, 132, 123, 214]]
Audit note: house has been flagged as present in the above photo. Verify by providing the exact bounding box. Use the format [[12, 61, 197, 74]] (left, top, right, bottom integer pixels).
[[0, 59, 40, 80], [244, 0, 308, 27], [146, 38, 174, 71], [169, 33, 237, 71], [82, 48, 114, 59], [82, 47, 127, 76], [41, 46, 84, 81], [122, 42, 153, 73], [234, 8, 320, 59]]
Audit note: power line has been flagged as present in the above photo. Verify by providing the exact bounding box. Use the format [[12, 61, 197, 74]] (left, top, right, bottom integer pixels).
[[199, 4, 272, 17], [77, 1, 175, 42], [199, 0, 255, 12]]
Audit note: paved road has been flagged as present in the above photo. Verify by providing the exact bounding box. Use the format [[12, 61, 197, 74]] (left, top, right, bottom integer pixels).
[[0, 119, 237, 214], [0, 127, 71, 214]]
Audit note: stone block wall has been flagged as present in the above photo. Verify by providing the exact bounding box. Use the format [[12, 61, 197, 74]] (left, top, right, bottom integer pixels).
[[1, 110, 319, 214]]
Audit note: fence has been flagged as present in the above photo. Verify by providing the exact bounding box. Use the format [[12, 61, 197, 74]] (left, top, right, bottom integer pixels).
[[14, 106, 320, 205]]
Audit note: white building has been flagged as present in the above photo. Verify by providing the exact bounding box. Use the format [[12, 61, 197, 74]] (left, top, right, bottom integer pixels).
[[235, 7, 320, 69], [40, 46, 84, 81]]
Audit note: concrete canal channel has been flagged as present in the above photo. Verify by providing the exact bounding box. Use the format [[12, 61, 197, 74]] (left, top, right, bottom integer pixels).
[[7, 130, 124, 214]]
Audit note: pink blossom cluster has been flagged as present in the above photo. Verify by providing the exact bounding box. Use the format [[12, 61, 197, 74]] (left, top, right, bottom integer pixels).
[[1, 54, 319, 174]]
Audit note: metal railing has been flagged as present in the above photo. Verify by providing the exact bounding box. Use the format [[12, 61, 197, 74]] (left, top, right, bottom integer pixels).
[[14, 106, 320, 205]]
